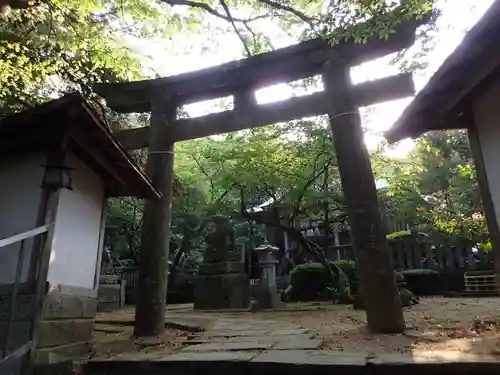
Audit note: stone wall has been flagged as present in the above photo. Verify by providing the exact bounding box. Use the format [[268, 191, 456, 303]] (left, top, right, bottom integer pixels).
[[0, 283, 97, 360], [38, 285, 97, 358]]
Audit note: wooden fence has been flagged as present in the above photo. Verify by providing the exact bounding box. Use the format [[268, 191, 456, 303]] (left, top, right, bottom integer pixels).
[[116, 239, 493, 303], [325, 241, 492, 271]]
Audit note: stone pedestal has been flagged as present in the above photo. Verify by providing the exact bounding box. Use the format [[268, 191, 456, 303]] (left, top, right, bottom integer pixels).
[[193, 261, 249, 310], [254, 244, 281, 309], [97, 275, 126, 312]]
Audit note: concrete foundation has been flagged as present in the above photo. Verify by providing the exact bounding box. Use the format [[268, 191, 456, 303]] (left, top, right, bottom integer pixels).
[[193, 262, 249, 310]]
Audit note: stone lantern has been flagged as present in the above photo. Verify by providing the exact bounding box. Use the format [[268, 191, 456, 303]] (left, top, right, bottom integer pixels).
[[253, 243, 281, 309]]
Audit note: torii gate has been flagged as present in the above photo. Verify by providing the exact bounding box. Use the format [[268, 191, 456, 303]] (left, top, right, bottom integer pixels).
[[94, 15, 427, 336]]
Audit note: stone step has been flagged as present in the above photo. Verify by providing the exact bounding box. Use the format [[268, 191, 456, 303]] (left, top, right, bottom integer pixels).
[[188, 328, 311, 338], [185, 333, 316, 345]]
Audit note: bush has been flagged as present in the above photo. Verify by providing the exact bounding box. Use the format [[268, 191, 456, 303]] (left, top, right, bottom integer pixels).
[[290, 263, 332, 301], [401, 269, 442, 296], [333, 260, 359, 295], [290, 260, 358, 301]]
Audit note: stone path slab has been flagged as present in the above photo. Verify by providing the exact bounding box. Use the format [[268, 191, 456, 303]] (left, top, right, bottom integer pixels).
[[183, 315, 322, 352], [195, 328, 311, 338], [182, 341, 275, 352], [96, 313, 214, 332], [163, 316, 213, 332], [273, 336, 323, 350], [165, 351, 258, 362], [185, 336, 279, 345], [210, 321, 302, 331]]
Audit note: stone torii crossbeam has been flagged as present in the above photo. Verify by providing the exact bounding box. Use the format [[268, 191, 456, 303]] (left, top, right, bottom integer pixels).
[[94, 14, 428, 336]]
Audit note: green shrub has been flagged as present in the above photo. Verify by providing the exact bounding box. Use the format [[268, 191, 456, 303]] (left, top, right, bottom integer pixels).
[[401, 269, 442, 296], [290, 263, 332, 301], [333, 260, 358, 294], [290, 260, 358, 301]]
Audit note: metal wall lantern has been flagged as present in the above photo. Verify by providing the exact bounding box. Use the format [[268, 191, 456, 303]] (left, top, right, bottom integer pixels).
[[41, 164, 73, 190]]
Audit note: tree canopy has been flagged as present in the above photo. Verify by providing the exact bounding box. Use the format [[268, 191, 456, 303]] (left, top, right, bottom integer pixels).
[[0, 0, 436, 114]]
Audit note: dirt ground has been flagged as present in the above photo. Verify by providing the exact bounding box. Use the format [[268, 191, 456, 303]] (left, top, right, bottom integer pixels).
[[235, 297, 500, 355], [90, 297, 500, 359]]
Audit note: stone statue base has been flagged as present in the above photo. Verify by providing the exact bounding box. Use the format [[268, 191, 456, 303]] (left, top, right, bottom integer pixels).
[[97, 275, 125, 312], [253, 287, 282, 310], [193, 261, 249, 310]]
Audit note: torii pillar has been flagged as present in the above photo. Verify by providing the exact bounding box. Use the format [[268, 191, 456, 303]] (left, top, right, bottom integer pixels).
[[134, 99, 177, 336], [323, 60, 404, 333]]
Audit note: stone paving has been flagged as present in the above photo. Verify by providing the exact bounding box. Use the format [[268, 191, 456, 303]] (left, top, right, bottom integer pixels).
[[182, 317, 323, 352], [87, 311, 500, 375]]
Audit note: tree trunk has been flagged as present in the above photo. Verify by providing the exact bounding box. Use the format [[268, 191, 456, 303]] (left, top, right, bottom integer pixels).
[[134, 101, 176, 336], [323, 165, 330, 253], [322, 60, 404, 333]]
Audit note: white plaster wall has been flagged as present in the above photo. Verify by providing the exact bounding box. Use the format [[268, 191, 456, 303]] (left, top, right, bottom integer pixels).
[[473, 78, 500, 230], [48, 154, 105, 291], [0, 153, 46, 283]]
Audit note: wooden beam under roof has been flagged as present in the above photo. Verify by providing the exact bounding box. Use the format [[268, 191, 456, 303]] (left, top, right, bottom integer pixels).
[[94, 14, 429, 113], [115, 72, 414, 149]]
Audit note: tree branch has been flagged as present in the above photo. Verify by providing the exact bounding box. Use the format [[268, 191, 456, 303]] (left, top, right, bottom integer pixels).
[[219, 0, 251, 57], [242, 20, 259, 50], [164, 0, 269, 23], [190, 154, 217, 201], [256, 0, 317, 30]]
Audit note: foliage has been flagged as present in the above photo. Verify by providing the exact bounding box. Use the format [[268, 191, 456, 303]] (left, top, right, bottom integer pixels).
[[289, 260, 357, 302], [401, 268, 440, 276], [173, 120, 351, 270], [333, 260, 359, 294], [146, 0, 436, 57], [386, 231, 412, 241], [290, 262, 331, 301], [381, 130, 487, 248], [0, 0, 170, 115], [400, 268, 442, 296]]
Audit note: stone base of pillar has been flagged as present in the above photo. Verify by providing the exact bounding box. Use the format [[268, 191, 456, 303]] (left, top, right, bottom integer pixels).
[[193, 262, 249, 310], [254, 287, 282, 309]]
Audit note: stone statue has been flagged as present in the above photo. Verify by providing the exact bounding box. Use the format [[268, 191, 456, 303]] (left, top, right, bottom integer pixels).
[[100, 246, 115, 275], [204, 215, 235, 263]]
